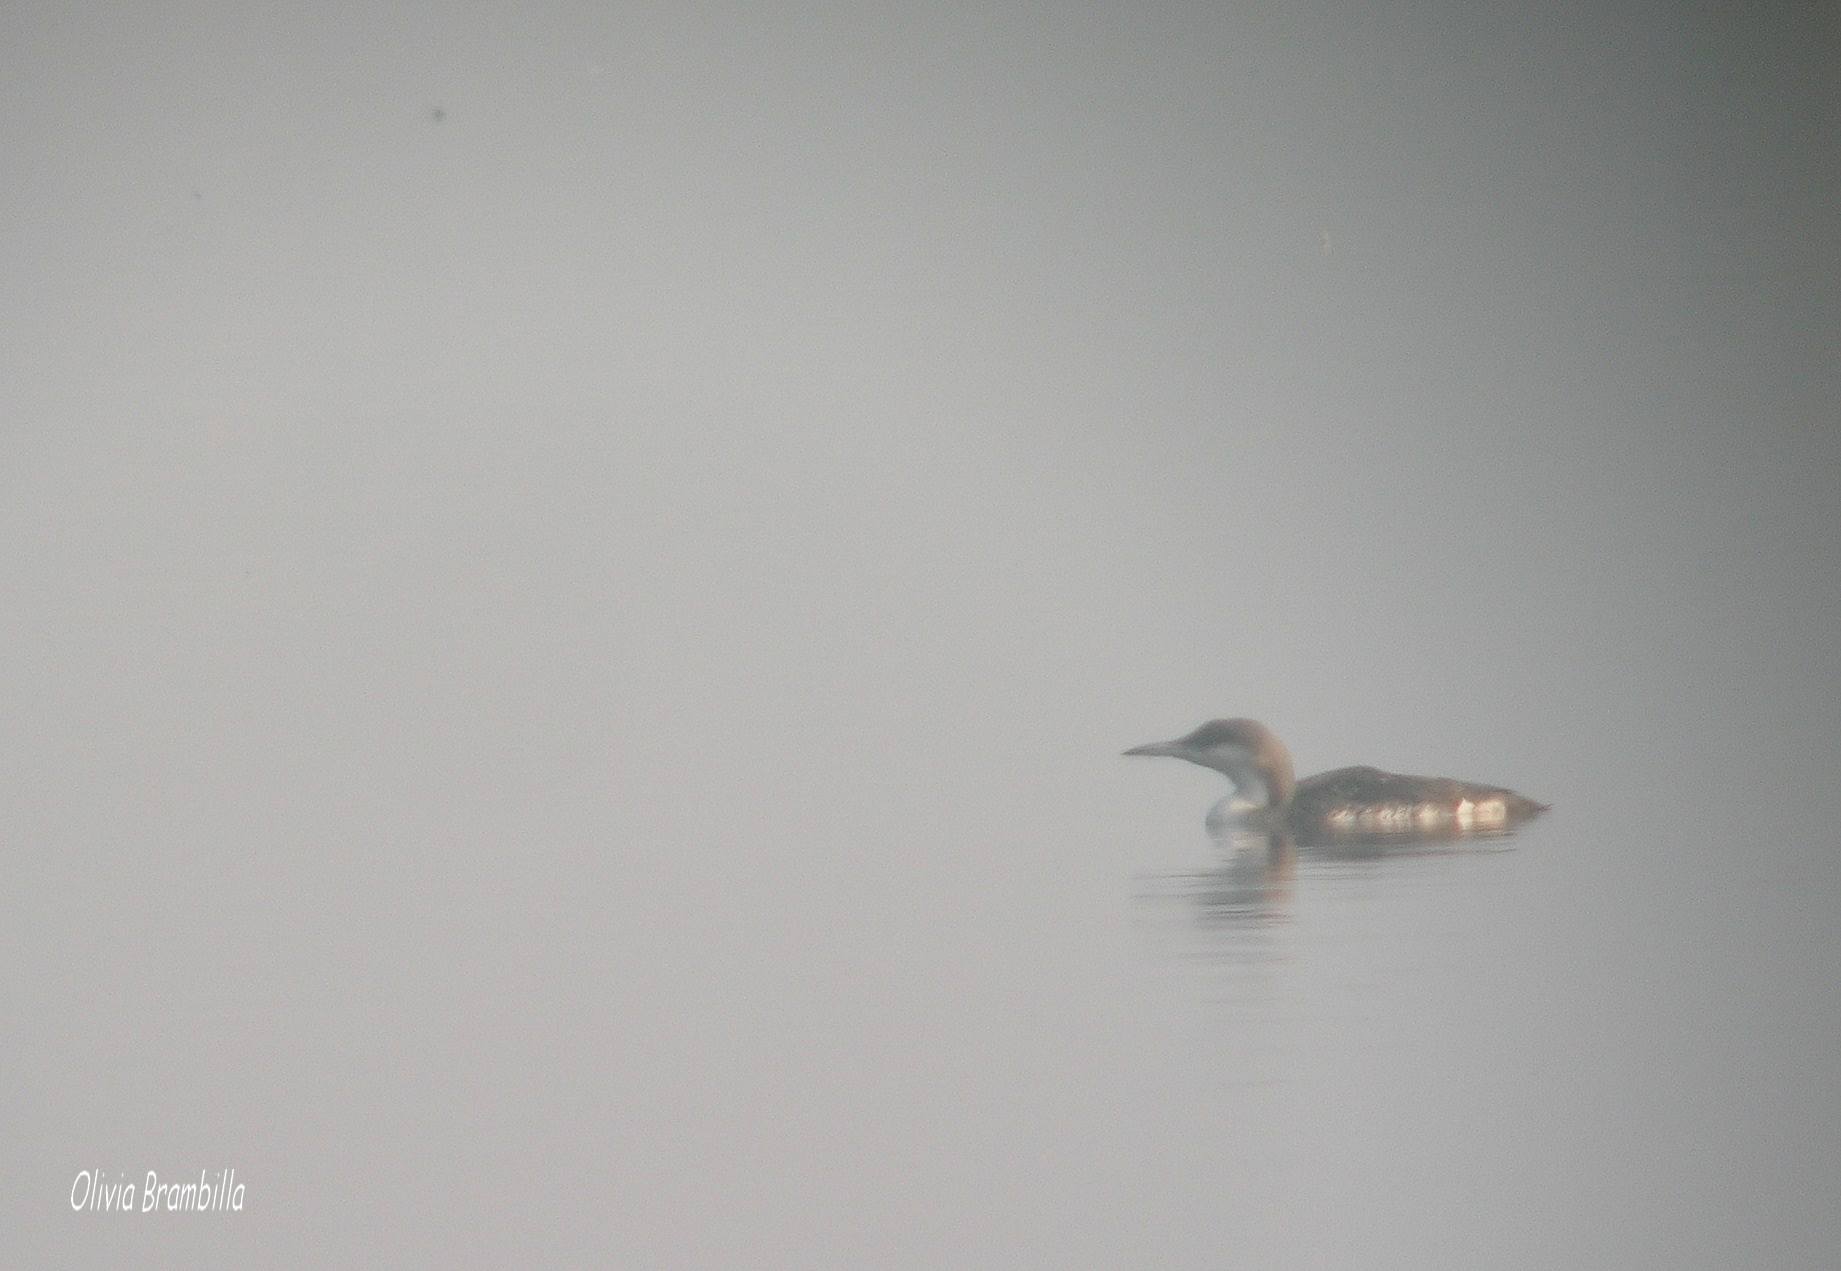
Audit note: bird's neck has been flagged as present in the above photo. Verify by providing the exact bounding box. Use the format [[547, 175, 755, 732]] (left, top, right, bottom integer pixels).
[[1224, 744, 1295, 811]]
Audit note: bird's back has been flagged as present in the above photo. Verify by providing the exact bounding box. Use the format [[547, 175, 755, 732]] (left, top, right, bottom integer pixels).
[[1292, 765, 1548, 838]]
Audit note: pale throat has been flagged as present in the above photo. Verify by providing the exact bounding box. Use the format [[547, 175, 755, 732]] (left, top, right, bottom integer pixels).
[[1215, 751, 1274, 810]]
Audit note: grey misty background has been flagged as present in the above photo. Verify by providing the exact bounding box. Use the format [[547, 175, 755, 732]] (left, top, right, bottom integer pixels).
[[3, 0, 1837, 1266]]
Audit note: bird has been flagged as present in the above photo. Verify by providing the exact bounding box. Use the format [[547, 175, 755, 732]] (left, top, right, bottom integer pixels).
[[1125, 718, 1547, 840]]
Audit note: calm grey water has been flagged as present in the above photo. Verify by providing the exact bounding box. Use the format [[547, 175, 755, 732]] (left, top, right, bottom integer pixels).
[[5, 1, 1838, 1266]]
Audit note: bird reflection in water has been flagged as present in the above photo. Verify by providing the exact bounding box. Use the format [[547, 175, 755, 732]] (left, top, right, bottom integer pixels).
[[1137, 821, 1527, 961], [1180, 827, 1298, 930]]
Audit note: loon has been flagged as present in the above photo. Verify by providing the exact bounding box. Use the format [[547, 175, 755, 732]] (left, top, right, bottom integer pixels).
[[1125, 718, 1548, 839]]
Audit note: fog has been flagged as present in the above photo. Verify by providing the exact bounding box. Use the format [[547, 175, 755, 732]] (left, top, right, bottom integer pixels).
[[5, 1, 1838, 1265]]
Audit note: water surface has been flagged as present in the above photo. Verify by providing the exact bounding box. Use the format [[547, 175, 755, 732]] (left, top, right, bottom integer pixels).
[[4, 1, 1837, 1266]]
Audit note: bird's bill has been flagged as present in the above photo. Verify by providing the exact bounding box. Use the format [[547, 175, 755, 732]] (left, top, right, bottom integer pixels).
[[1123, 739, 1187, 758]]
